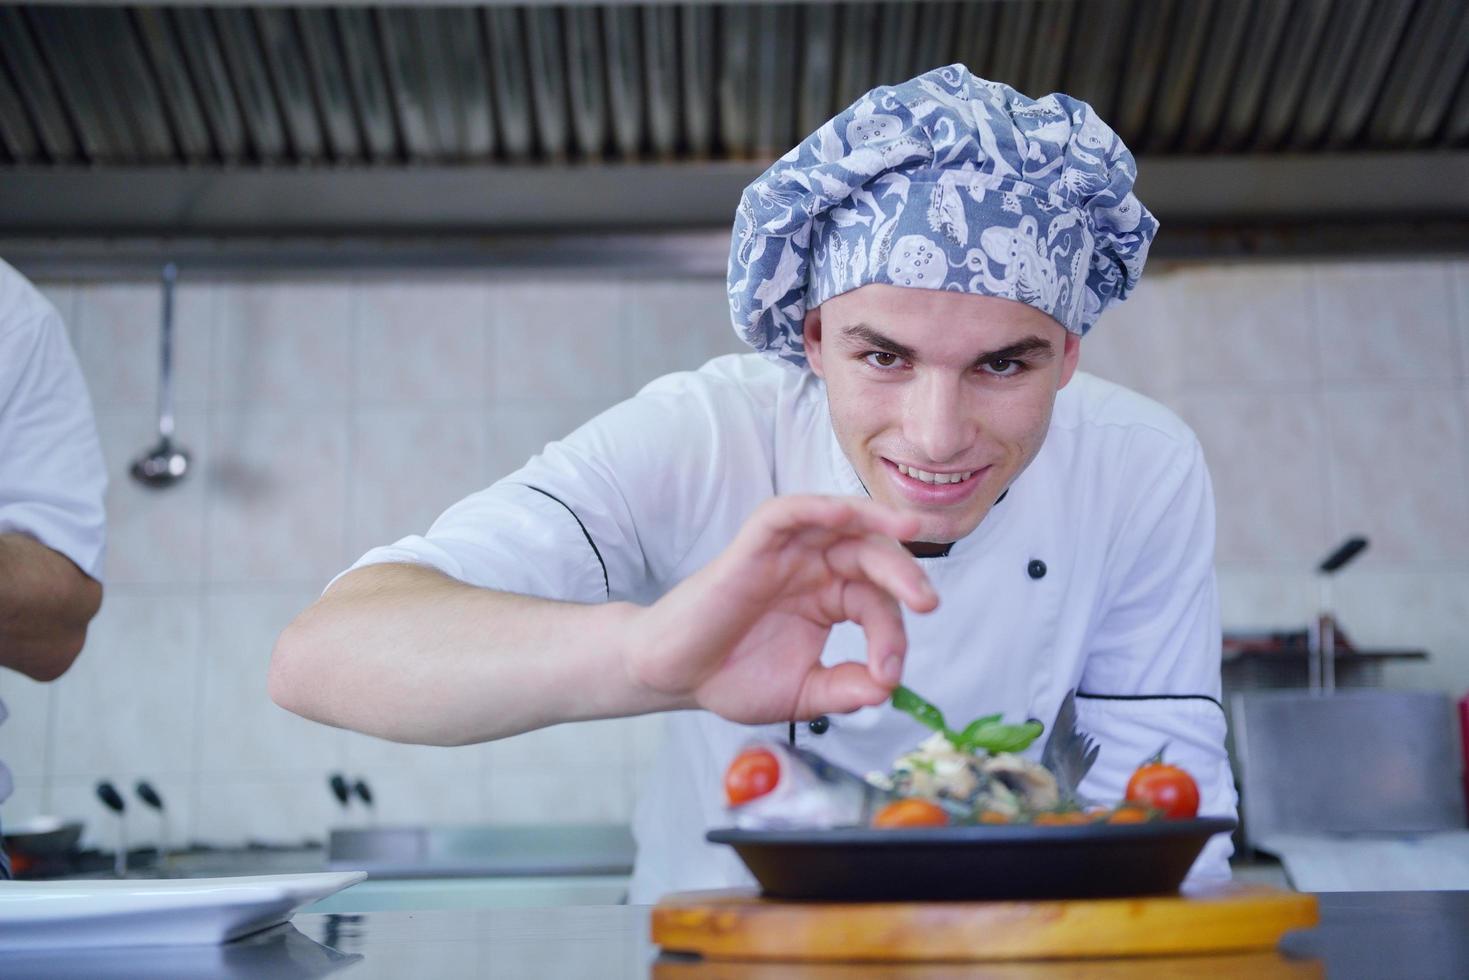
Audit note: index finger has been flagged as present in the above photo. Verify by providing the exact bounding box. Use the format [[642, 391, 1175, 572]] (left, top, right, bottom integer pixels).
[[824, 532, 938, 615], [754, 494, 921, 545]]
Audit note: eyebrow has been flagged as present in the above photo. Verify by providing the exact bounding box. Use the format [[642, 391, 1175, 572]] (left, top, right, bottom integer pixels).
[[840, 323, 1055, 367]]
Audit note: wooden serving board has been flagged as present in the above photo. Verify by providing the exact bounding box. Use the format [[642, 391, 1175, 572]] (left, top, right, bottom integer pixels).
[[652, 883, 1318, 963], [652, 949, 1324, 978]]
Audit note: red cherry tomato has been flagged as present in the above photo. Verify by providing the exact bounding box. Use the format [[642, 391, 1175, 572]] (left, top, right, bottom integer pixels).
[[1125, 760, 1200, 820], [872, 798, 950, 828], [724, 748, 780, 806]]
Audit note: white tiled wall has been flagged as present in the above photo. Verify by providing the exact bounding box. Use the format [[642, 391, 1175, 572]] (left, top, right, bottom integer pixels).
[[2, 261, 1466, 850], [1087, 259, 1469, 701]]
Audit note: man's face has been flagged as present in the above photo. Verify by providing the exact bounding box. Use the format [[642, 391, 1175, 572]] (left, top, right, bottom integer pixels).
[[805, 284, 1080, 545]]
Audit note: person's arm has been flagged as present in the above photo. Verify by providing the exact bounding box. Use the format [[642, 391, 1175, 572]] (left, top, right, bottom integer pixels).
[[0, 270, 108, 683], [0, 532, 102, 681], [270, 495, 936, 746], [270, 562, 660, 745]]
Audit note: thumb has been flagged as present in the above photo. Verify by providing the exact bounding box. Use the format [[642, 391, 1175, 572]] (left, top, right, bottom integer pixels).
[[797, 662, 895, 718]]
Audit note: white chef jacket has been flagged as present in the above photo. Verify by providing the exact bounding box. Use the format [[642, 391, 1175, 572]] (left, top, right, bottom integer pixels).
[[346, 353, 1237, 901], [0, 259, 108, 809]]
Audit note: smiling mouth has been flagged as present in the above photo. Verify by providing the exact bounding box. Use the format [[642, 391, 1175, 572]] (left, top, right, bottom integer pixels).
[[890, 461, 980, 486]]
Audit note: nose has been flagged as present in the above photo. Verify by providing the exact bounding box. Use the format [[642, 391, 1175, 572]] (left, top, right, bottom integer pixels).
[[904, 373, 973, 464]]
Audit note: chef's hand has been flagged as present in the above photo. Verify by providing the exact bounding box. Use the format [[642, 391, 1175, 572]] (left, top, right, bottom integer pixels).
[[621, 495, 938, 723]]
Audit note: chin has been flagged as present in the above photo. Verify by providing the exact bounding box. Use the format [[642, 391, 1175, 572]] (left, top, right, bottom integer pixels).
[[917, 516, 983, 544], [892, 508, 987, 545]]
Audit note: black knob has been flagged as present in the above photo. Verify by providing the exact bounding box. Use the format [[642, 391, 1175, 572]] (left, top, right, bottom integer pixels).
[[353, 779, 373, 807], [329, 773, 350, 806], [1027, 559, 1047, 580], [96, 780, 125, 814], [807, 716, 830, 735], [135, 781, 164, 811]]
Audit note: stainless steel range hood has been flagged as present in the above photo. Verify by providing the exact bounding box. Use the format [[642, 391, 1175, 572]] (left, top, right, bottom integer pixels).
[[2, 0, 1467, 272]]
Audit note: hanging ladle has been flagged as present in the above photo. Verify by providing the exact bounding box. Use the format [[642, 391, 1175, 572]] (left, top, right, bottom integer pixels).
[[130, 262, 191, 488]]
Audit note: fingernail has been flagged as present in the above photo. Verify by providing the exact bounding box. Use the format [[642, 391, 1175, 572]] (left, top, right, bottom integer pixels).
[[882, 654, 903, 684]]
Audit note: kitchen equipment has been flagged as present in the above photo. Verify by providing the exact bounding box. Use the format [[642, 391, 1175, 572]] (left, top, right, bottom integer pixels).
[[0, 871, 366, 951], [328, 773, 350, 814], [0, 817, 83, 855], [129, 262, 190, 489], [135, 781, 169, 868], [94, 781, 127, 878], [1230, 689, 1469, 890], [1308, 536, 1368, 694], [0, 817, 84, 878], [1234, 690, 1467, 836], [326, 823, 635, 878], [652, 881, 1318, 962], [707, 817, 1236, 901], [352, 779, 373, 825], [1460, 692, 1469, 816], [327, 773, 374, 827]]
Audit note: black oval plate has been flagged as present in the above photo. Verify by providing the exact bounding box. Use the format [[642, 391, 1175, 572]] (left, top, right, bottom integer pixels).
[[708, 817, 1237, 901]]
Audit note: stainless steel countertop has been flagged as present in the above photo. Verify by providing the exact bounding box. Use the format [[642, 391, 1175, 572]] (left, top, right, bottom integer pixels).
[[326, 823, 636, 879], [39, 823, 637, 882], [2, 891, 1467, 979]]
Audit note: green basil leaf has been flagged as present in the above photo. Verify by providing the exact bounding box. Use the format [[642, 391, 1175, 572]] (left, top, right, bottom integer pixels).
[[891, 685, 949, 736], [954, 714, 1003, 748], [962, 720, 1046, 754]]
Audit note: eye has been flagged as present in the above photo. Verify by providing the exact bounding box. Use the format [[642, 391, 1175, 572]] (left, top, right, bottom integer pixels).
[[863, 351, 906, 370], [982, 358, 1024, 377]]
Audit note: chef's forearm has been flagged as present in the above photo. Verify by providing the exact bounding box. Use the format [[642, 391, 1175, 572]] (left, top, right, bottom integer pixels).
[[268, 562, 687, 745], [0, 532, 102, 681]]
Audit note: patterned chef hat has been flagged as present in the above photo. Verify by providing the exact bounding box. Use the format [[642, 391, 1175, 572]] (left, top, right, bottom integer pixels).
[[727, 64, 1157, 367]]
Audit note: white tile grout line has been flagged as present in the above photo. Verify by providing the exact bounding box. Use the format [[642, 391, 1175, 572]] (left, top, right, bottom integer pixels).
[[342, 278, 358, 574], [71, 279, 89, 373], [1449, 264, 1469, 513], [485, 279, 499, 486], [186, 280, 222, 845], [1305, 267, 1342, 559], [480, 280, 494, 488], [41, 683, 58, 814], [1440, 262, 1465, 382]]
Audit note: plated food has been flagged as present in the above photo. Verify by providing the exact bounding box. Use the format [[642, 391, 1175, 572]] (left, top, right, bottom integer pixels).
[[712, 688, 1229, 901], [724, 687, 1200, 830]]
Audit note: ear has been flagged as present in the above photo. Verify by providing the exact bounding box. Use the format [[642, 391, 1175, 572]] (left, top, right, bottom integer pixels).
[[1057, 331, 1081, 389], [803, 306, 826, 379]]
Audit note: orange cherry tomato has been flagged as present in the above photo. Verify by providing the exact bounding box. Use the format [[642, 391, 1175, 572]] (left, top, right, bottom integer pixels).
[[977, 810, 1012, 825], [872, 798, 950, 828], [1126, 759, 1200, 820], [724, 748, 780, 806], [1032, 810, 1091, 826], [1104, 805, 1153, 824]]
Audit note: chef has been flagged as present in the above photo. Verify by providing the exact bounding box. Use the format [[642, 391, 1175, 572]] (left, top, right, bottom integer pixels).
[[271, 65, 1236, 901], [0, 259, 108, 878]]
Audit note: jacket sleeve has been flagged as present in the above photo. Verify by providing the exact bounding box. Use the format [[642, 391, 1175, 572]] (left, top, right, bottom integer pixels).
[[1075, 436, 1238, 882], [0, 299, 107, 582]]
